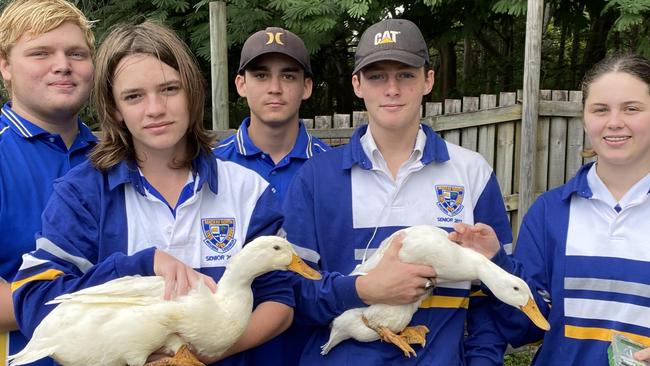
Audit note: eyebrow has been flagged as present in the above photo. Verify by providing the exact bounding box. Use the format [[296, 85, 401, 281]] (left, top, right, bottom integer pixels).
[[363, 66, 418, 73], [23, 43, 90, 52], [118, 80, 181, 96], [247, 65, 301, 73]]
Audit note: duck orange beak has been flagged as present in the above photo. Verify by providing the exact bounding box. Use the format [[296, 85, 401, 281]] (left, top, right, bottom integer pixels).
[[520, 297, 550, 331], [288, 254, 321, 280]]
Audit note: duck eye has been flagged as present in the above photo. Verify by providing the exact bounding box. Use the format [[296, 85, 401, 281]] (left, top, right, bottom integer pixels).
[[513, 286, 520, 291], [273, 245, 280, 250]]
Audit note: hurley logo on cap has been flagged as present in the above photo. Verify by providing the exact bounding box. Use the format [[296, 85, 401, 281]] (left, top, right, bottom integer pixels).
[[265, 31, 285, 45], [374, 31, 400, 45], [238, 26, 312, 76]]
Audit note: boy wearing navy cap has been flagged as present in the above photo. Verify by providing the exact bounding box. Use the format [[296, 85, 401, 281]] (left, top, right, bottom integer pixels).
[[215, 27, 328, 202], [283, 19, 513, 365], [215, 26, 329, 366]]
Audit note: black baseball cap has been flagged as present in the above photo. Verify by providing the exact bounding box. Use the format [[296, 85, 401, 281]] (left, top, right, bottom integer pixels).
[[238, 27, 312, 77], [353, 19, 429, 74]]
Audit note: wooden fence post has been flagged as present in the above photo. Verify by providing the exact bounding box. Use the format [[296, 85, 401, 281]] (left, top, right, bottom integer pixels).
[[478, 94, 497, 168], [518, 0, 544, 231], [209, 1, 228, 130]]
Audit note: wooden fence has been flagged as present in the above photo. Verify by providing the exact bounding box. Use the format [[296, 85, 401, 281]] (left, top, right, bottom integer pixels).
[[214, 89, 588, 240]]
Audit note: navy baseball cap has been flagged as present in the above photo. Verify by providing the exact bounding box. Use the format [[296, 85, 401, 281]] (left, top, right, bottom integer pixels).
[[238, 27, 312, 77], [353, 19, 429, 74]]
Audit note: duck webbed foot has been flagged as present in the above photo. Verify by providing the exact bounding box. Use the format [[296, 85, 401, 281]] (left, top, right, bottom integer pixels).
[[361, 315, 418, 357], [144, 345, 205, 366], [399, 325, 429, 347]]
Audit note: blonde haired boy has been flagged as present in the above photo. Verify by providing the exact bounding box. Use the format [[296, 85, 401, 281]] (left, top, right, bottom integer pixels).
[[0, 1, 96, 365]]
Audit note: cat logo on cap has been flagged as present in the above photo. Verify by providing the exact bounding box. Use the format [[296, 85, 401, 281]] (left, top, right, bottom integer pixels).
[[374, 30, 400, 45]]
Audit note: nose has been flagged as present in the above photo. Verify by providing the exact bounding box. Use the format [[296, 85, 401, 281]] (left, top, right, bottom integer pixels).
[[145, 94, 166, 118], [606, 110, 625, 129], [384, 75, 400, 97], [52, 52, 71, 75], [268, 75, 282, 94]]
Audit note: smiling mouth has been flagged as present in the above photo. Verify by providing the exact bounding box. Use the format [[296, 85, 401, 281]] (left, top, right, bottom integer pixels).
[[603, 136, 630, 142]]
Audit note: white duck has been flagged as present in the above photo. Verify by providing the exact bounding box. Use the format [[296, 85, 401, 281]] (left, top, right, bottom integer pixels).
[[320, 225, 549, 357], [9, 236, 321, 366]]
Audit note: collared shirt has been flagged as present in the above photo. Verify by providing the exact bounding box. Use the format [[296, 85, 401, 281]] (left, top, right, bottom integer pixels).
[[214, 118, 329, 201], [283, 124, 512, 365], [491, 162, 650, 365], [11, 153, 287, 366], [360, 125, 426, 184], [215, 119, 329, 366], [0, 103, 96, 366]]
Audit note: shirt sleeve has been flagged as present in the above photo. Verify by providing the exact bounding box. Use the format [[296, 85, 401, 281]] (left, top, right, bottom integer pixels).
[[11, 177, 155, 337], [465, 172, 513, 365], [247, 186, 295, 308], [488, 197, 552, 347], [281, 162, 366, 326]]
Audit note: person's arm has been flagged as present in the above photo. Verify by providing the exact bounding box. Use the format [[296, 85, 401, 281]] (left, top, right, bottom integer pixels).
[[453, 191, 552, 349], [0, 281, 17, 331], [461, 172, 513, 366], [12, 177, 212, 337]]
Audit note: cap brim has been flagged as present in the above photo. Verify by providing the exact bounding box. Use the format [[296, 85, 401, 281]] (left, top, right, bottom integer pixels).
[[238, 50, 312, 76], [353, 49, 426, 75]]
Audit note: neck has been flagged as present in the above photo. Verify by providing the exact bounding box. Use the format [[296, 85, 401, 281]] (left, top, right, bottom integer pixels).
[[138, 148, 191, 208], [10, 103, 79, 148], [475, 256, 505, 289], [247, 117, 300, 164], [217, 253, 265, 296], [596, 162, 650, 201], [368, 123, 419, 179]]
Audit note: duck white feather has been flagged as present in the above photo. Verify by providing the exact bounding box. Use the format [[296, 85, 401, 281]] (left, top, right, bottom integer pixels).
[[321, 225, 549, 357], [9, 236, 320, 366]]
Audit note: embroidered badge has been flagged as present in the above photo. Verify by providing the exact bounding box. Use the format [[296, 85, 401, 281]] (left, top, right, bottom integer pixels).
[[435, 185, 465, 217], [202, 218, 237, 253]]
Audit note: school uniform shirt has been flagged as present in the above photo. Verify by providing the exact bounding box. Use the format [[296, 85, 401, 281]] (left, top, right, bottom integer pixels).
[[11, 153, 288, 366], [214, 118, 329, 202], [0, 103, 96, 366], [283, 124, 513, 365], [215, 118, 329, 366], [490, 162, 650, 365]]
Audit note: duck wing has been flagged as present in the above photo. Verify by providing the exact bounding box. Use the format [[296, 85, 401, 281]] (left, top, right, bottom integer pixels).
[[47, 276, 164, 306]]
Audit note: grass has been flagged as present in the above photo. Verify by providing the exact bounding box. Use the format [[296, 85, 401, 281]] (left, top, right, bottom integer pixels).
[[503, 346, 537, 366]]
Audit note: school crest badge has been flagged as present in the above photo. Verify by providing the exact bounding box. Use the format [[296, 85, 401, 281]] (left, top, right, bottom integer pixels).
[[202, 218, 237, 253], [435, 185, 465, 217]]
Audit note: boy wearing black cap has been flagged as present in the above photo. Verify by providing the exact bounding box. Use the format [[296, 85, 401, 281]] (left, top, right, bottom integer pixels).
[[215, 27, 329, 366], [283, 19, 512, 364], [215, 27, 328, 202]]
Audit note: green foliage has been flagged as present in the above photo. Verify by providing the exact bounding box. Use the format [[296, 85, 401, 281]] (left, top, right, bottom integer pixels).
[[603, 0, 650, 32], [491, 0, 527, 16], [71, 0, 650, 126], [342, 0, 370, 18]]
